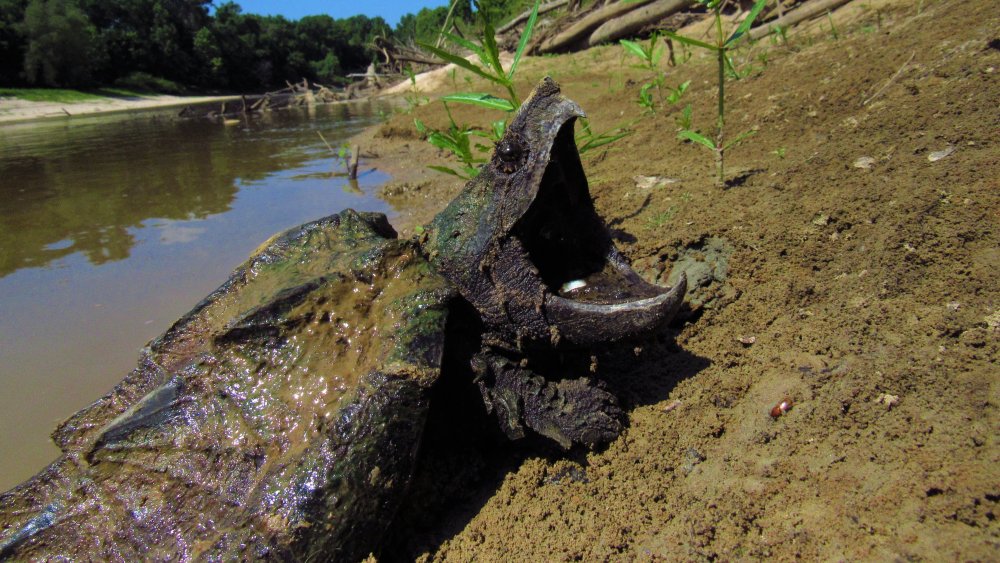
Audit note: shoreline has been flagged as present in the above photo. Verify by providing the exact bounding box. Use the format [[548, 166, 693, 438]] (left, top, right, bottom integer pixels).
[[0, 94, 239, 124]]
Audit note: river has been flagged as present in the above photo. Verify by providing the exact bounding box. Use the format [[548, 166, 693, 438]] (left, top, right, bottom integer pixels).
[[0, 99, 399, 491]]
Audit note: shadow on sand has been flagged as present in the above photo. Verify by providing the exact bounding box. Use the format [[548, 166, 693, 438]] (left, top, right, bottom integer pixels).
[[381, 313, 710, 559]]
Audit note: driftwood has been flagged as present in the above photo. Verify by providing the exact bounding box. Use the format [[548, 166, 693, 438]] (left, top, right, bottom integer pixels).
[[373, 36, 445, 70], [497, 0, 570, 34], [178, 78, 359, 120], [587, 0, 693, 46], [348, 145, 360, 180], [748, 0, 853, 40], [534, 0, 656, 53]]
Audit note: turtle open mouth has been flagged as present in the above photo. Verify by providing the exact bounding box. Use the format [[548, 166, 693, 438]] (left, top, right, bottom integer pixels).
[[512, 118, 686, 346]]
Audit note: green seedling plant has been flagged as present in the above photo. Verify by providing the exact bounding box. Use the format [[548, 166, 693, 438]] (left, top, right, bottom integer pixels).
[[576, 118, 632, 155], [770, 25, 789, 46], [403, 66, 429, 112], [675, 103, 693, 131], [621, 34, 672, 114], [621, 35, 691, 115], [414, 103, 484, 179], [825, 12, 840, 40], [415, 1, 540, 178], [664, 0, 768, 187]]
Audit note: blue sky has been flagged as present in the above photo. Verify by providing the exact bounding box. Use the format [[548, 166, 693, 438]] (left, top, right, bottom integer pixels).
[[229, 1, 453, 27]]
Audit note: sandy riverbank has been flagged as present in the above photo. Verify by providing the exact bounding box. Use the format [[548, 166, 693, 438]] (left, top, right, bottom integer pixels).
[[349, 0, 999, 559], [0, 94, 237, 124]]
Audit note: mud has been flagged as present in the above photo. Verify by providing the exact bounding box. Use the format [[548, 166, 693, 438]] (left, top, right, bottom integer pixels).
[[357, 0, 997, 559]]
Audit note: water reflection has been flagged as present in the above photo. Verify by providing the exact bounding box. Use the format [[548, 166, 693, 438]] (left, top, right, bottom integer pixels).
[[0, 102, 384, 277], [0, 100, 397, 490]]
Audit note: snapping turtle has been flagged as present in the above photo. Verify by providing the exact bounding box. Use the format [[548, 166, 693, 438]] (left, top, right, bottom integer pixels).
[[0, 78, 686, 561]]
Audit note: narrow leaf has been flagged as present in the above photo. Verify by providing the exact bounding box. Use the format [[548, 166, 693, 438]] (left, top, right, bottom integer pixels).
[[726, 0, 769, 46], [724, 54, 739, 78], [442, 92, 515, 111], [579, 131, 630, 154], [620, 39, 648, 61], [509, 0, 539, 80], [481, 18, 505, 77], [418, 42, 496, 84], [491, 119, 506, 140], [663, 31, 718, 52], [427, 132, 461, 153], [722, 129, 757, 150], [441, 32, 490, 68], [678, 130, 717, 149]]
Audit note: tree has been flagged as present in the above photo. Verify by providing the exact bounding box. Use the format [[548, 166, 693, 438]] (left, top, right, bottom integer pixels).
[[77, 0, 210, 85], [311, 52, 340, 83], [475, 0, 528, 26], [0, 0, 27, 85], [20, 0, 99, 86]]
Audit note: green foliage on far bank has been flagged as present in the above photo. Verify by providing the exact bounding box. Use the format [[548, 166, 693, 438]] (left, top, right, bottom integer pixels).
[[0, 0, 532, 93]]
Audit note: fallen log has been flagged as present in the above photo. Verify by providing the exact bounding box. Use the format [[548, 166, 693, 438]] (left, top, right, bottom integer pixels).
[[748, 0, 853, 41], [587, 0, 693, 46], [535, 0, 656, 54], [497, 0, 570, 34]]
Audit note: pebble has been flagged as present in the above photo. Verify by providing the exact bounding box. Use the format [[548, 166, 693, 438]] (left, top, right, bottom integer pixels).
[[928, 146, 955, 162], [853, 156, 876, 169]]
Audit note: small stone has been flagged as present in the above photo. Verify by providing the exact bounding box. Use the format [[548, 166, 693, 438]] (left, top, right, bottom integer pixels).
[[737, 335, 756, 346], [928, 146, 955, 162], [853, 156, 876, 169], [876, 393, 899, 410], [634, 175, 679, 189], [812, 214, 830, 226], [985, 311, 1000, 330], [946, 302, 961, 311]]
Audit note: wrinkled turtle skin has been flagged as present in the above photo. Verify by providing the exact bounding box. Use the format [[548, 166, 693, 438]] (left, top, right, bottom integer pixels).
[[0, 78, 686, 561]]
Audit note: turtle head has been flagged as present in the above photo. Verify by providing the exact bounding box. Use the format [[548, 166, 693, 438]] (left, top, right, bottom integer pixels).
[[427, 77, 686, 349]]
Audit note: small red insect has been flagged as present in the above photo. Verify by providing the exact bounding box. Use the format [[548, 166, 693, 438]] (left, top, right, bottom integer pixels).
[[770, 398, 793, 419]]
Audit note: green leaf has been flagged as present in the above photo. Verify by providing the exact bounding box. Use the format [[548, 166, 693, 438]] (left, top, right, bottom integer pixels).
[[663, 31, 718, 52], [418, 42, 497, 84], [678, 130, 717, 149], [724, 54, 739, 78], [427, 131, 462, 153], [579, 130, 630, 154], [441, 92, 515, 111], [650, 42, 665, 66], [620, 39, 648, 61], [491, 119, 506, 140], [440, 32, 490, 70], [726, 0, 769, 46], [722, 129, 756, 150], [413, 118, 427, 134], [509, 0, 539, 80], [481, 18, 505, 77]]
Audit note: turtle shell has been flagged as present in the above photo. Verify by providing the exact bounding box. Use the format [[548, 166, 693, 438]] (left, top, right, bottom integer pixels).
[[0, 210, 454, 561]]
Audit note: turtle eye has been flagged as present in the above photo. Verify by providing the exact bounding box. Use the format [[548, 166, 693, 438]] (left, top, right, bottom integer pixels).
[[495, 135, 526, 174]]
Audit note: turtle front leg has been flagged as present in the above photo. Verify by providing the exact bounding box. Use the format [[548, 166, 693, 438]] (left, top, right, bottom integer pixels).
[[471, 351, 623, 449]]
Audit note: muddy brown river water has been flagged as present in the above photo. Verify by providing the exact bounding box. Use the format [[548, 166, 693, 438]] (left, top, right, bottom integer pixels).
[[0, 100, 397, 490]]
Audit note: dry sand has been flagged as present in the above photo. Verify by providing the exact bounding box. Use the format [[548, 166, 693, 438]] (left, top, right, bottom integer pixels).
[[0, 94, 235, 124], [350, 0, 999, 559]]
